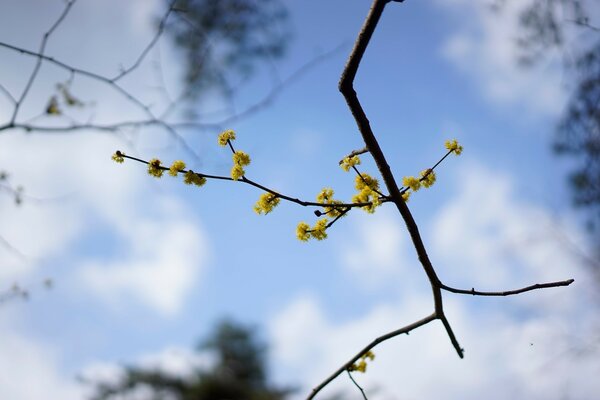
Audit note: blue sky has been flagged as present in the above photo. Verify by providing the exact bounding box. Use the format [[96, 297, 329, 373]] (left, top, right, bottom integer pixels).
[[0, 0, 599, 399]]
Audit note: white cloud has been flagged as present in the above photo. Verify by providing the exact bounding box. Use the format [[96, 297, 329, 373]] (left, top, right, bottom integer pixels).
[[80, 203, 210, 316], [336, 207, 409, 288], [431, 162, 594, 314], [0, 311, 83, 400], [437, 0, 567, 116]]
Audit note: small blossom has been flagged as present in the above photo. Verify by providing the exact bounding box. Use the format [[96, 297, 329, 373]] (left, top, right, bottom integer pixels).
[[354, 173, 379, 192], [147, 158, 164, 178], [316, 188, 334, 204], [112, 151, 125, 163], [363, 351, 375, 361], [324, 200, 347, 218], [402, 176, 421, 191], [420, 169, 436, 188], [169, 160, 186, 177], [232, 151, 251, 167], [296, 222, 310, 241], [46, 96, 61, 115], [254, 192, 280, 215], [340, 155, 361, 172], [231, 164, 245, 181], [444, 139, 463, 155], [183, 170, 206, 187], [402, 191, 411, 202], [218, 129, 236, 146], [311, 218, 328, 240]]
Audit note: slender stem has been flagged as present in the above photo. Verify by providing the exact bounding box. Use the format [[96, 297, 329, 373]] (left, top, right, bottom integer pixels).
[[307, 313, 437, 400], [347, 370, 368, 400], [120, 153, 384, 210], [440, 279, 575, 297]]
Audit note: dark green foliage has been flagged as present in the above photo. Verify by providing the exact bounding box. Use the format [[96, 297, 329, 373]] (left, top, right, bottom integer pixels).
[[166, 0, 290, 100], [91, 320, 292, 400]]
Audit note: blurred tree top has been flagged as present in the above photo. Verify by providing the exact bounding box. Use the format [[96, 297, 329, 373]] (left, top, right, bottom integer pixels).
[[166, 0, 290, 101], [91, 319, 292, 400], [511, 0, 599, 232]]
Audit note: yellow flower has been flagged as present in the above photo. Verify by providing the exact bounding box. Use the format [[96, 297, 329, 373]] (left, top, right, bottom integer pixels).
[[311, 218, 328, 240], [444, 139, 463, 155], [324, 200, 346, 218], [147, 158, 164, 178], [354, 173, 379, 191], [363, 351, 375, 361], [169, 160, 186, 177], [111, 151, 125, 163], [348, 350, 376, 373], [46, 96, 61, 115], [296, 222, 310, 241], [316, 188, 334, 204], [340, 155, 361, 172], [420, 169, 436, 188], [231, 164, 245, 181], [402, 176, 421, 191], [218, 129, 236, 146], [254, 192, 280, 215], [402, 191, 411, 202], [183, 170, 206, 187], [232, 151, 251, 166]]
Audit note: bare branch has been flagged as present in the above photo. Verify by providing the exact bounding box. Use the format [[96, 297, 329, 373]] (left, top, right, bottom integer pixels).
[[346, 370, 368, 400], [307, 313, 436, 400], [112, 0, 177, 82], [9, 0, 76, 124], [440, 279, 575, 297]]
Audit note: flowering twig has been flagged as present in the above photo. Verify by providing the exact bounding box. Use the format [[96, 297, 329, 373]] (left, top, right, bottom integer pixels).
[[306, 0, 575, 398]]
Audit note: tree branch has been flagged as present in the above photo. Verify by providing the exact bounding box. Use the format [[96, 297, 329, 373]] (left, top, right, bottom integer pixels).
[[440, 279, 575, 297]]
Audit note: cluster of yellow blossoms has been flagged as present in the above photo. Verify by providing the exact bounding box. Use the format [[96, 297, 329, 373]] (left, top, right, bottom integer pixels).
[[340, 155, 361, 172], [445, 139, 463, 155], [348, 350, 375, 373], [254, 192, 280, 215], [296, 219, 328, 241], [351, 172, 381, 213], [218, 130, 251, 180]]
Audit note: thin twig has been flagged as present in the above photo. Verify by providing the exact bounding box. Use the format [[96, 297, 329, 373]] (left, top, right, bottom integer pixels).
[[112, 0, 177, 82], [440, 279, 575, 296], [120, 153, 385, 210], [9, 0, 76, 124], [346, 370, 368, 400]]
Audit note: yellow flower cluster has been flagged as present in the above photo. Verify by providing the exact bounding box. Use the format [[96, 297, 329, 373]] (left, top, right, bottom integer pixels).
[[183, 170, 206, 187], [402, 176, 421, 191], [231, 150, 251, 181], [348, 351, 375, 373], [352, 173, 381, 213], [316, 188, 346, 218], [218, 129, 236, 146], [420, 168, 436, 188], [111, 151, 125, 163], [340, 155, 361, 172], [296, 218, 329, 241], [169, 160, 186, 177], [401, 168, 437, 201], [254, 192, 280, 215], [444, 139, 463, 155], [296, 222, 310, 241], [147, 158, 164, 178]]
